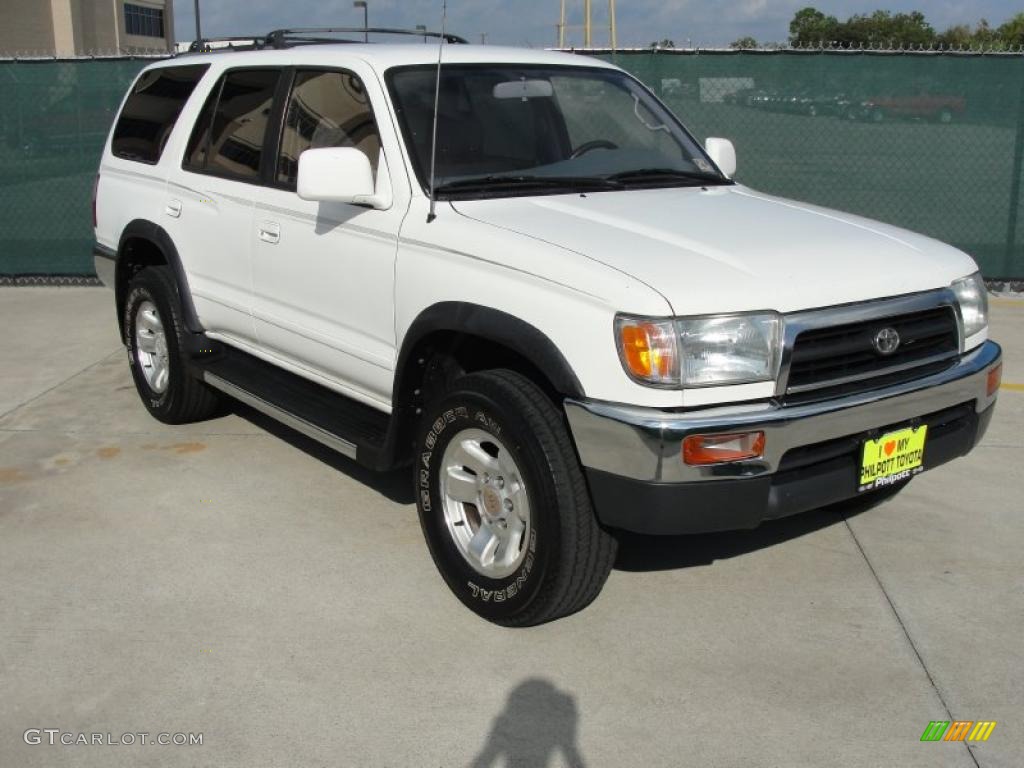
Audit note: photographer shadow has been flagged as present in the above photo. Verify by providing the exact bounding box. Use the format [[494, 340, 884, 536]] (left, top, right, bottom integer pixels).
[[470, 678, 587, 768]]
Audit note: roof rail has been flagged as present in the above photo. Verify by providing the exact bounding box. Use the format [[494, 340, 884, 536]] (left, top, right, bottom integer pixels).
[[186, 36, 266, 53], [264, 27, 468, 47]]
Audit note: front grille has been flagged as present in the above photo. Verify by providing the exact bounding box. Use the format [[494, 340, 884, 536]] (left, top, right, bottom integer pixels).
[[784, 306, 959, 403]]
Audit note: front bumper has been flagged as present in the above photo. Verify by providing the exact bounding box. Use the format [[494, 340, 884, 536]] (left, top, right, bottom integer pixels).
[[565, 340, 1001, 534]]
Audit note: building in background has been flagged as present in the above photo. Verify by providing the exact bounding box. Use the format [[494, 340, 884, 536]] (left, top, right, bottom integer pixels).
[[0, 0, 175, 56]]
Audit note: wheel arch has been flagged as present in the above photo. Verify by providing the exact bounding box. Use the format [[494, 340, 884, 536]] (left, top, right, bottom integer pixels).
[[115, 220, 201, 339], [379, 302, 585, 469]]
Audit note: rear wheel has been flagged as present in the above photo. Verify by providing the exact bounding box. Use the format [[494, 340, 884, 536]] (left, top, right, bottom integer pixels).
[[124, 266, 221, 424], [414, 369, 617, 626]]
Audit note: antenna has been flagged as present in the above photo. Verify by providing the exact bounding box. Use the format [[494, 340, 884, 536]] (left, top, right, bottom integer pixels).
[[426, 0, 447, 223]]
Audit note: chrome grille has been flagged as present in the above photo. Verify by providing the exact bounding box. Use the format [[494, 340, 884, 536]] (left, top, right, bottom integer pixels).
[[783, 303, 960, 404]]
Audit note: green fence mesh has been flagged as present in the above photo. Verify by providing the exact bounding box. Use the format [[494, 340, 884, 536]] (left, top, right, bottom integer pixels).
[[1, 52, 1023, 277], [0, 58, 149, 275], [594, 50, 1024, 279]]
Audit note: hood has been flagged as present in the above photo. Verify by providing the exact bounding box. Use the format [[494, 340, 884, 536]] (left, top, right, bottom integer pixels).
[[451, 185, 978, 315]]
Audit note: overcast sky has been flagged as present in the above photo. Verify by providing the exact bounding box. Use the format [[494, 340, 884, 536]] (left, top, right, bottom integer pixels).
[[175, 1, 1023, 48]]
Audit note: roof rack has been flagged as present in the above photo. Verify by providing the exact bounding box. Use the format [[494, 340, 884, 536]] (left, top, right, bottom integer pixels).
[[186, 36, 265, 53], [265, 27, 468, 47]]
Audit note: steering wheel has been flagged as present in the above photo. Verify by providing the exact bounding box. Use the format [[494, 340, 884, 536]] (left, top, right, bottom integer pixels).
[[570, 139, 618, 159]]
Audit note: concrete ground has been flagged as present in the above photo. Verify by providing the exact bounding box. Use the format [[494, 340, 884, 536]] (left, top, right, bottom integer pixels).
[[0, 287, 1021, 768]]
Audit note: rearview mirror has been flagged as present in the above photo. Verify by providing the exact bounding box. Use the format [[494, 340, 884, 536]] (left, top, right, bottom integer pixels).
[[493, 80, 554, 100], [297, 147, 391, 209], [704, 137, 737, 178]]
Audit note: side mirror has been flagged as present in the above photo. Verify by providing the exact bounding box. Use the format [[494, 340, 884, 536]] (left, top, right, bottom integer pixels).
[[704, 137, 737, 178], [297, 147, 391, 209]]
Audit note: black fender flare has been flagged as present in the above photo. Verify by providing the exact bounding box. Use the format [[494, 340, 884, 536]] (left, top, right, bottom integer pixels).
[[116, 219, 203, 335], [375, 302, 585, 470], [394, 302, 585, 400]]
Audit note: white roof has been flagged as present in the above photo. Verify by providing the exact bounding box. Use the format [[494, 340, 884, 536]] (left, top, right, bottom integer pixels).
[[159, 43, 617, 73]]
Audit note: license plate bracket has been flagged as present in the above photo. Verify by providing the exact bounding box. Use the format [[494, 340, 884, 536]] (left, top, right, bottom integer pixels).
[[859, 425, 928, 493]]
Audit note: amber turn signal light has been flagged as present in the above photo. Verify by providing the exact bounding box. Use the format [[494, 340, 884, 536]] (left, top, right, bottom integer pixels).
[[616, 318, 679, 385], [682, 431, 766, 465], [987, 363, 1002, 397]]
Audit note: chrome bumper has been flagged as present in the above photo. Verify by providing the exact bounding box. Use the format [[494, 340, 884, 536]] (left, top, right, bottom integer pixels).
[[565, 340, 1001, 483]]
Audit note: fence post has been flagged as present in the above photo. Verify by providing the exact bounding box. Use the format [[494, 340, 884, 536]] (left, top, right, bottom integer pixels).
[[1005, 60, 1024, 278]]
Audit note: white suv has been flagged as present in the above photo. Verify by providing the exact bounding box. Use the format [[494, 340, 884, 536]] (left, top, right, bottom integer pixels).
[[94, 30, 1002, 625]]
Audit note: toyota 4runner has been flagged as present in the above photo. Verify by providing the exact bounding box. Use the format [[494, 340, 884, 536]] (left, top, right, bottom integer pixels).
[[93, 29, 1002, 625]]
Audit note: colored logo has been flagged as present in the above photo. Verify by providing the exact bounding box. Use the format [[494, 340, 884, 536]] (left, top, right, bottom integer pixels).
[[920, 721, 996, 742], [873, 326, 901, 355]]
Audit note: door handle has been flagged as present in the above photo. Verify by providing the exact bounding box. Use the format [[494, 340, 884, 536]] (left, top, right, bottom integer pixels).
[[258, 222, 281, 245], [164, 199, 182, 218]]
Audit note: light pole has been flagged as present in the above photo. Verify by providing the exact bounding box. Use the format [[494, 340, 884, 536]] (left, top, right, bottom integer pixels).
[[193, 0, 202, 45], [416, 24, 426, 42], [558, 0, 565, 48], [353, 1, 367, 42], [608, 0, 616, 49]]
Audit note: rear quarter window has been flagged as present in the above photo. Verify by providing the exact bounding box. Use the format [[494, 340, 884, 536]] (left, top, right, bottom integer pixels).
[[111, 64, 210, 164]]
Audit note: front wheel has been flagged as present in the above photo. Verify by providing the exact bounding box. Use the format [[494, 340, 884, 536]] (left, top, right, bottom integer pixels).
[[414, 370, 617, 626]]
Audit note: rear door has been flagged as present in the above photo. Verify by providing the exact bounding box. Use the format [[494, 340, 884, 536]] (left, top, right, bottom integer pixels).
[[165, 67, 283, 345]]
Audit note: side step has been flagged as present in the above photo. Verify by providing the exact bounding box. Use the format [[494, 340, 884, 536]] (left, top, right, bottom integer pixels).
[[196, 346, 392, 468]]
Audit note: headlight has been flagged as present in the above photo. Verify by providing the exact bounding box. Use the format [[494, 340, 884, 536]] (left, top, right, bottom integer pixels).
[[678, 313, 781, 386], [951, 272, 988, 343], [615, 312, 781, 388]]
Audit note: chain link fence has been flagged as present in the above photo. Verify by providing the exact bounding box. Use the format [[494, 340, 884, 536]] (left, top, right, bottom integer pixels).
[[1, 51, 1023, 277], [586, 49, 1024, 279], [0, 57, 154, 275]]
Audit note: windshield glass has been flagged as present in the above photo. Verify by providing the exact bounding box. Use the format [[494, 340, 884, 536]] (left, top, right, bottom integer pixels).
[[386, 64, 728, 198]]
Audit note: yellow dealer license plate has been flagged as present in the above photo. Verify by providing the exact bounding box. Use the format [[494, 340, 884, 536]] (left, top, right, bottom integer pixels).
[[859, 425, 928, 492]]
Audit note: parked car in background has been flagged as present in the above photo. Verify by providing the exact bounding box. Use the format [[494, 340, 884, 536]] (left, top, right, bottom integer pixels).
[[847, 92, 966, 123]]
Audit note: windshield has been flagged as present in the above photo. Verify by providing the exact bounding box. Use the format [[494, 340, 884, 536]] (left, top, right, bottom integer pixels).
[[386, 64, 729, 198]]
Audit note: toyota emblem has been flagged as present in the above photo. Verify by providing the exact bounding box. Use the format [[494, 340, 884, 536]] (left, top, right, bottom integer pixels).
[[873, 327, 901, 356]]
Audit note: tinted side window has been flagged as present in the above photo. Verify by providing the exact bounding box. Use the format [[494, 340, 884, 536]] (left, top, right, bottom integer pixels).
[[204, 69, 281, 181], [183, 77, 222, 171], [277, 70, 380, 188], [111, 64, 209, 164]]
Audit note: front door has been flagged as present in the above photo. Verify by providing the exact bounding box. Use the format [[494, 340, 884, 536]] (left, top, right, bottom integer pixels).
[[251, 65, 407, 407]]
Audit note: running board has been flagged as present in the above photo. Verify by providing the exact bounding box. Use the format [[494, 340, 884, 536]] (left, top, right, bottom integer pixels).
[[196, 346, 392, 467], [203, 372, 359, 460]]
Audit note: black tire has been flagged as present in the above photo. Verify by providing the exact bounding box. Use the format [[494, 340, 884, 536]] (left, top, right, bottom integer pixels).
[[123, 266, 220, 424], [414, 369, 617, 626]]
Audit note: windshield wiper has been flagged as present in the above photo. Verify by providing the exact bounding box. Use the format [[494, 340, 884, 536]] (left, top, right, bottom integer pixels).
[[606, 168, 731, 186], [433, 174, 622, 195]]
